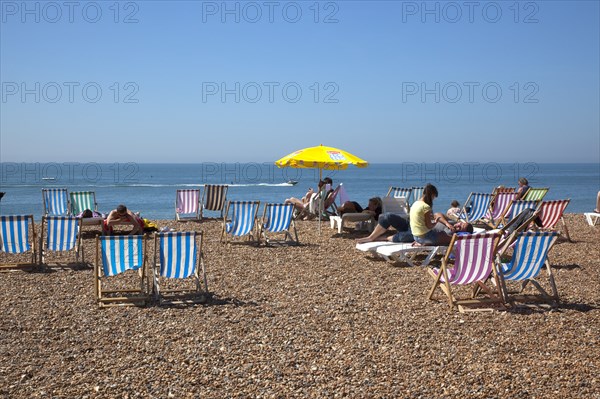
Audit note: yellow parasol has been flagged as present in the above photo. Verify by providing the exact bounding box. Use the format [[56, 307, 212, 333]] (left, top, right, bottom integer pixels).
[[274, 144, 369, 180]]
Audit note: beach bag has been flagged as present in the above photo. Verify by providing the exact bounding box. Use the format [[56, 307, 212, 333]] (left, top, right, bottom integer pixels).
[[143, 219, 159, 232]]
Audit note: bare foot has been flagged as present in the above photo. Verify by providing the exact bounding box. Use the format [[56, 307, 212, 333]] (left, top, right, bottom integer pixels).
[[356, 236, 374, 244]]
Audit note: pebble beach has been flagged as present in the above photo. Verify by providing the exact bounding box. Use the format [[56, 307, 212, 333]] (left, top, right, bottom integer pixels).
[[1, 214, 599, 398]]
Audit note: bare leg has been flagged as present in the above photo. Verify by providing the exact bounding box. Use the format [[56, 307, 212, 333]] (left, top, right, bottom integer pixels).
[[595, 191, 600, 213], [356, 224, 389, 243]]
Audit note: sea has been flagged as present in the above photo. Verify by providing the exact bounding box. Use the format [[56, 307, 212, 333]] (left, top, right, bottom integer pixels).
[[1, 162, 599, 221]]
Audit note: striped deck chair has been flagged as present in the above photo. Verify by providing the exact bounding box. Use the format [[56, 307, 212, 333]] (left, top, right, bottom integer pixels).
[[500, 200, 541, 227], [42, 188, 70, 216], [427, 232, 504, 312], [523, 187, 549, 201], [200, 184, 228, 219], [175, 189, 201, 221], [94, 235, 149, 308], [39, 216, 83, 266], [410, 187, 424, 206], [70, 191, 98, 214], [537, 200, 571, 241], [496, 231, 560, 306], [260, 203, 298, 245], [485, 192, 517, 228], [153, 231, 208, 305], [459, 193, 493, 224], [221, 201, 260, 244], [386, 187, 412, 200], [0, 215, 37, 270], [493, 186, 516, 194]]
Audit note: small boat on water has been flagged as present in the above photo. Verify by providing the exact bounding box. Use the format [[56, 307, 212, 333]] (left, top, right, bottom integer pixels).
[[42, 177, 56, 181], [286, 180, 298, 185]]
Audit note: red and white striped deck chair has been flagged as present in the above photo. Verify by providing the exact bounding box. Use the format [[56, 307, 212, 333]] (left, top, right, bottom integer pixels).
[[175, 189, 201, 221], [200, 185, 228, 219], [536, 200, 571, 241], [485, 192, 517, 228], [427, 232, 504, 312]]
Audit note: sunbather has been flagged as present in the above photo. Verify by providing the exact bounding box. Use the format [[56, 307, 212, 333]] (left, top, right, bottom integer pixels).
[[337, 197, 382, 219], [515, 177, 530, 200], [285, 177, 333, 218], [104, 204, 144, 235]]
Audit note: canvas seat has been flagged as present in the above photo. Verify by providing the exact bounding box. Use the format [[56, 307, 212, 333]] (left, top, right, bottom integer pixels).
[[153, 231, 208, 305], [495, 231, 560, 306], [94, 235, 150, 308], [536, 200, 571, 241], [427, 232, 504, 312], [260, 203, 298, 245], [201, 184, 228, 219], [70, 191, 104, 227], [221, 201, 260, 244], [522, 187, 549, 201], [39, 216, 83, 266], [459, 193, 493, 224], [484, 192, 517, 228], [42, 188, 69, 216], [175, 189, 201, 221], [0, 215, 37, 270]]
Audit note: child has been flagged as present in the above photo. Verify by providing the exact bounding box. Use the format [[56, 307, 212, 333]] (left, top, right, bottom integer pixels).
[[446, 200, 461, 221]]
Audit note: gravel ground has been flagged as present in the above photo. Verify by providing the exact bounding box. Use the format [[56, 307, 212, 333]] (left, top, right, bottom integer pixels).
[[1, 214, 599, 398]]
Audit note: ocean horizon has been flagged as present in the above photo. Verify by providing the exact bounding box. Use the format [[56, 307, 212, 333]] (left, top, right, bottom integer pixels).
[[1, 162, 598, 220]]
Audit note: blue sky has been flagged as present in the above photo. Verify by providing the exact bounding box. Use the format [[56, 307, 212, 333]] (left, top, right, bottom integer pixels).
[[1, 0, 599, 163]]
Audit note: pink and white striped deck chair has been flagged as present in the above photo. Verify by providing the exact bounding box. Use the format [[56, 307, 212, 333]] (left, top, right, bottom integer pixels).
[[485, 192, 517, 228], [536, 200, 571, 241], [175, 189, 201, 221], [427, 232, 504, 312]]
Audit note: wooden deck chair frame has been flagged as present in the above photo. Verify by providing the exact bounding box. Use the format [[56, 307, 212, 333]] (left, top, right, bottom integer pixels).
[[153, 231, 208, 305], [39, 216, 83, 267], [427, 232, 504, 312], [495, 231, 560, 307], [200, 184, 229, 219], [42, 188, 70, 216], [220, 200, 260, 244], [536, 199, 571, 241], [175, 189, 201, 221], [0, 215, 37, 271], [523, 187, 549, 201], [94, 235, 150, 308], [260, 203, 299, 245]]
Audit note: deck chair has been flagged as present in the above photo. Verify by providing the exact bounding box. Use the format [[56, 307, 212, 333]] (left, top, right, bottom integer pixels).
[[221, 201, 260, 244], [500, 200, 541, 227], [495, 231, 560, 306], [485, 192, 517, 228], [175, 189, 201, 221], [200, 184, 228, 219], [459, 193, 493, 224], [94, 235, 150, 308], [584, 212, 600, 226], [386, 187, 412, 200], [153, 231, 208, 305], [39, 216, 83, 266], [70, 191, 98, 214], [0, 215, 37, 270], [410, 187, 424, 205], [523, 187, 549, 201], [377, 243, 447, 267], [260, 203, 298, 245], [427, 232, 504, 312], [42, 188, 69, 216], [536, 200, 571, 241]]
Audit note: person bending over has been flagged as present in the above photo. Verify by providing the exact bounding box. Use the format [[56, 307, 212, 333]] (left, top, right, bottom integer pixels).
[[104, 204, 144, 235]]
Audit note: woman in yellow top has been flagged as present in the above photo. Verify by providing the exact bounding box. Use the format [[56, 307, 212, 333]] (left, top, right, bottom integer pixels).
[[410, 184, 473, 246]]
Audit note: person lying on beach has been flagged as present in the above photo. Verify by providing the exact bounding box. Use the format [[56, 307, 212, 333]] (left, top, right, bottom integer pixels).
[[337, 197, 383, 219], [410, 183, 474, 246], [285, 177, 333, 218], [104, 204, 144, 235]]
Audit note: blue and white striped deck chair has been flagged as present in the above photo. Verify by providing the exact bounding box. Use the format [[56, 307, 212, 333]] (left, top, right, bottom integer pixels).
[[386, 187, 412, 199], [0, 215, 37, 270], [221, 201, 260, 244], [459, 193, 493, 224], [500, 200, 541, 227], [94, 235, 149, 308], [410, 187, 424, 206], [153, 231, 208, 305], [42, 188, 70, 216], [39, 216, 83, 265], [70, 191, 98, 214], [496, 231, 560, 305], [175, 189, 201, 221], [260, 203, 298, 245], [200, 184, 229, 219]]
